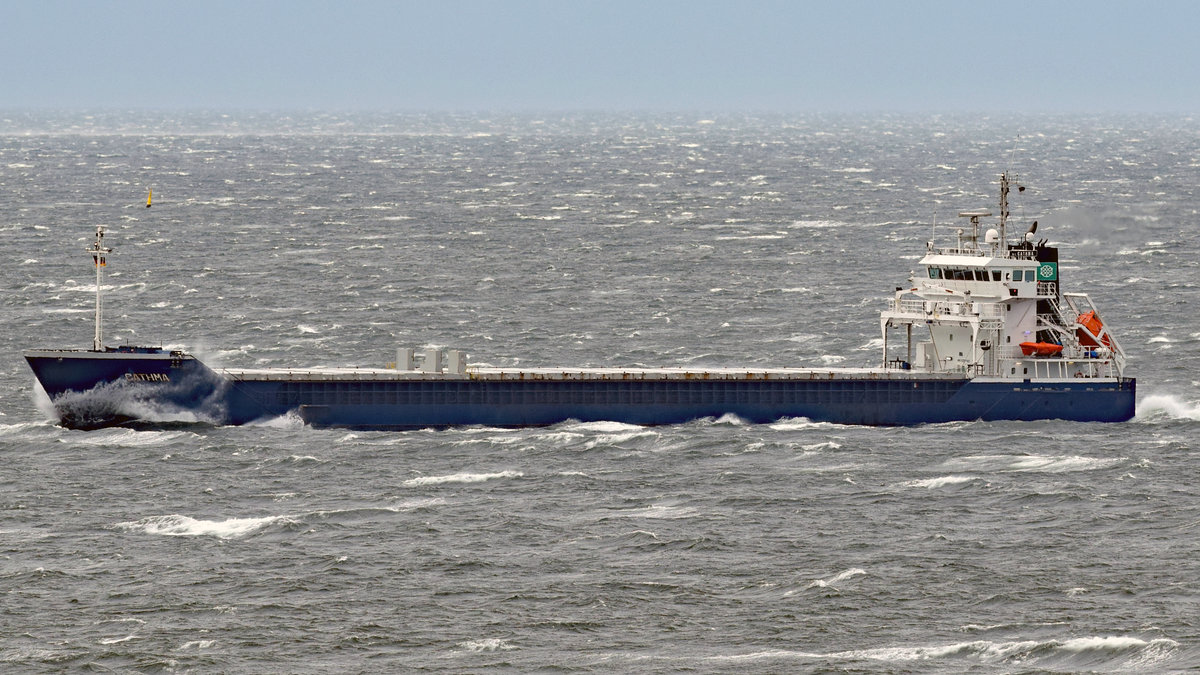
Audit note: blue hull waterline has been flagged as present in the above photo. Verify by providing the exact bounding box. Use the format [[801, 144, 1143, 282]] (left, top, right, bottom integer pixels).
[[24, 350, 1136, 430], [25, 174, 1138, 430]]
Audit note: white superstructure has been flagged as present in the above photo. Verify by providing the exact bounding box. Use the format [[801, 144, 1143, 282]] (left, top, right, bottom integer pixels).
[[880, 173, 1126, 381]]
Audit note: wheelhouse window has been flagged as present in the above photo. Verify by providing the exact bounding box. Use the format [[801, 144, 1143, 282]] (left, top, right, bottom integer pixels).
[[928, 267, 942, 279]]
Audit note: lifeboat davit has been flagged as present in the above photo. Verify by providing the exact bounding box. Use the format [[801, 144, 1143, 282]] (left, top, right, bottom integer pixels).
[[1076, 311, 1113, 348], [1020, 342, 1064, 357]]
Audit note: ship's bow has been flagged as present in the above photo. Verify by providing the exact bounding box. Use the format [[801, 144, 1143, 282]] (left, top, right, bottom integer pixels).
[[25, 348, 227, 429]]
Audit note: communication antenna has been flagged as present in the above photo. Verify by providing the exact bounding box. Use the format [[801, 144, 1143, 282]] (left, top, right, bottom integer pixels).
[[1007, 133, 1020, 175], [1002, 134, 1024, 247], [930, 204, 937, 249]]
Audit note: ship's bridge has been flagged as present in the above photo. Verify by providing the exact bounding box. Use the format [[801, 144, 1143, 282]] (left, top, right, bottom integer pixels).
[[914, 204, 1061, 301], [917, 252, 1049, 300]]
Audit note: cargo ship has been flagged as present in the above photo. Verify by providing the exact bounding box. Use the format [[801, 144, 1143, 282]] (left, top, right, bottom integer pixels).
[[25, 173, 1135, 430]]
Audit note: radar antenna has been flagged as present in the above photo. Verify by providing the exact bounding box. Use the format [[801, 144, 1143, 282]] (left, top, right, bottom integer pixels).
[[958, 210, 991, 249]]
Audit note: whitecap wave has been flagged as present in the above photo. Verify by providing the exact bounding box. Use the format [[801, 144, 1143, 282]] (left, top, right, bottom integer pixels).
[[70, 429, 194, 447], [714, 234, 786, 241], [941, 454, 1124, 473], [766, 417, 821, 430], [584, 429, 661, 448], [309, 498, 445, 519], [113, 514, 288, 539], [790, 219, 843, 228], [450, 435, 523, 449], [857, 338, 885, 351], [905, 475, 977, 489], [0, 421, 56, 437], [457, 638, 517, 652], [800, 441, 841, 451], [524, 431, 583, 446], [805, 567, 866, 589], [707, 635, 1179, 667], [565, 420, 646, 433], [609, 503, 699, 520], [402, 470, 523, 487]]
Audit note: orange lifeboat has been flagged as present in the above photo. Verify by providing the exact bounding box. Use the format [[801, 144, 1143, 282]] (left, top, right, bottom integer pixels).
[[1020, 342, 1064, 357], [1076, 311, 1113, 348]]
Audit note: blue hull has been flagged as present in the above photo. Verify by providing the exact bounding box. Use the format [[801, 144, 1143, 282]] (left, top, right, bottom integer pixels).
[[26, 351, 1136, 430], [284, 378, 1136, 429]]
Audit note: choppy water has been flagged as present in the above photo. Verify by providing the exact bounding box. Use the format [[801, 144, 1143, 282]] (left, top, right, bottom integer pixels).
[[2, 111, 1198, 672]]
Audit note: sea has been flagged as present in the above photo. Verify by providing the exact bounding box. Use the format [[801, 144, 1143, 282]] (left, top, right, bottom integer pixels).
[[1, 111, 1198, 673]]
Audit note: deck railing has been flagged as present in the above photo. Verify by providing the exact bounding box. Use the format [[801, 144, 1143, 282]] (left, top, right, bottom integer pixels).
[[888, 299, 1004, 319]]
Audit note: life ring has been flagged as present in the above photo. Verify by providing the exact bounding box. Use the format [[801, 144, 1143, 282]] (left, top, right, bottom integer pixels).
[[1074, 372, 1083, 378]]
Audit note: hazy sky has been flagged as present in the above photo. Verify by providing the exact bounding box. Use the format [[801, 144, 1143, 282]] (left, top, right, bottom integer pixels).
[[3, 0, 1197, 112]]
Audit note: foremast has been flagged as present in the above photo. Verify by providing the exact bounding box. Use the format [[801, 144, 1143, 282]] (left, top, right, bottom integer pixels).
[[88, 225, 112, 351]]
